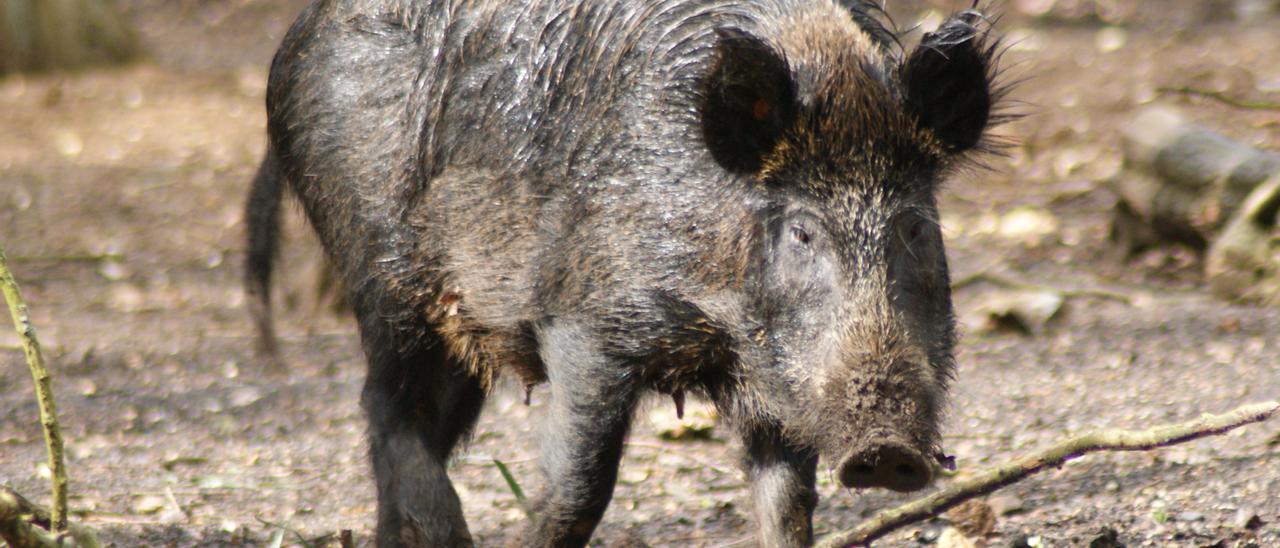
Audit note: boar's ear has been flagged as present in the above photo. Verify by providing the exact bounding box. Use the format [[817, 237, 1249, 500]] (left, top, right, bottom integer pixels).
[[899, 13, 995, 154], [701, 28, 798, 174]]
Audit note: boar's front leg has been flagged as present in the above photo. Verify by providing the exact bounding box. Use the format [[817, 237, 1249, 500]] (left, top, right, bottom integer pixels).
[[744, 429, 819, 548], [523, 321, 641, 547]]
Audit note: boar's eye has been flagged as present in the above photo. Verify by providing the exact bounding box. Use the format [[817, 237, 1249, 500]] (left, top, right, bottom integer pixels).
[[782, 211, 823, 250], [771, 211, 835, 290], [790, 225, 811, 245], [897, 212, 933, 240], [893, 212, 940, 264], [903, 216, 929, 243]]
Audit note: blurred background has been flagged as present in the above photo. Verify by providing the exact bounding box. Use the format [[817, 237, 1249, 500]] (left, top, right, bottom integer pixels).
[[2, 1, 1278, 546]]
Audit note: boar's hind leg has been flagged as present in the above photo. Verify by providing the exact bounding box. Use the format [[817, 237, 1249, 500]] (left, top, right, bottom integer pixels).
[[360, 315, 484, 548], [745, 430, 819, 548], [523, 321, 641, 547]]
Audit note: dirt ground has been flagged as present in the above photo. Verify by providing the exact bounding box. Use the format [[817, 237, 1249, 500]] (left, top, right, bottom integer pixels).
[[2, 1, 1279, 546]]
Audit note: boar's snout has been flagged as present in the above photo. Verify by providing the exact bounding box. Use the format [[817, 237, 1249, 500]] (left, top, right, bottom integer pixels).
[[836, 434, 933, 492]]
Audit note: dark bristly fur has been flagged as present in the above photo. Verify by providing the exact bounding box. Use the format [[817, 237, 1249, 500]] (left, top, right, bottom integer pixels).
[[242, 1, 1007, 546]]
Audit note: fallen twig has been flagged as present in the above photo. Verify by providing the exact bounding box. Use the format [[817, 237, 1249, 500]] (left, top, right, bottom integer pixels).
[[0, 245, 69, 533], [815, 401, 1280, 548], [1158, 86, 1280, 111], [9, 252, 124, 264], [951, 271, 1135, 304]]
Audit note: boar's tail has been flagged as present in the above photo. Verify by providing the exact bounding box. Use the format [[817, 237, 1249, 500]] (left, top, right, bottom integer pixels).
[[244, 147, 284, 363]]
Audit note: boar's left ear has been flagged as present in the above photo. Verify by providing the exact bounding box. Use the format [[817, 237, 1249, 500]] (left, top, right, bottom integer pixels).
[[701, 28, 798, 174], [899, 12, 997, 154]]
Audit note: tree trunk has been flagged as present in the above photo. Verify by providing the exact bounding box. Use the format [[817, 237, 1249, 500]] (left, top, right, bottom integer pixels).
[[0, 0, 141, 75]]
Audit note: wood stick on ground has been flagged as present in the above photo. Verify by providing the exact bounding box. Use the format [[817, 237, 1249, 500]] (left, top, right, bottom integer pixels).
[[0, 245, 69, 532], [1158, 86, 1280, 111], [951, 271, 1134, 305], [815, 400, 1280, 548], [9, 252, 124, 264]]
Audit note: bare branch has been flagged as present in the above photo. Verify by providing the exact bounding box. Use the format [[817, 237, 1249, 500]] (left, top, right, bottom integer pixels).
[[0, 245, 69, 532], [1158, 86, 1280, 111], [816, 401, 1280, 548], [951, 271, 1134, 304]]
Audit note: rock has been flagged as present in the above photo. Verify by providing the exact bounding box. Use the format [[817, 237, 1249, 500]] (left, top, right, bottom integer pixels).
[[1089, 526, 1126, 547], [964, 288, 1065, 336], [1206, 174, 1280, 305], [228, 386, 265, 409], [1234, 510, 1264, 530], [996, 206, 1060, 242], [937, 527, 977, 548], [990, 494, 1027, 516], [1008, 534, 1046, 548], [1175, 511, 1206, 522], [132, 494, 167, 515], [915, 522, 945, 544], [946, 499, 997, 537]]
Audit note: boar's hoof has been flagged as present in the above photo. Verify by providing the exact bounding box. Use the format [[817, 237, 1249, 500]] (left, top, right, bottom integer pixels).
[[837, 440, 933, 492]]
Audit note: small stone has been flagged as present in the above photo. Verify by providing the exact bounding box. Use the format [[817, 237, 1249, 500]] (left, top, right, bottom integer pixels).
[[53, 130, 84, 158], [1234, 510, 1264, 530], [228, 386, 264, 409], [990, 494, 1027, 516], [1008, 534, 1045, 548], [99, 260, 130, 281], [77, 378, 98, 396], [997, 207, 1060, 241], [132, 494, 167, 515], [965, 288, 1064, 336], [937, 527, 976, 548], [1089, 527, 1125, 548], [1175, 511, 1205, 522], [946, 499, 997, 537], [1095, 27, 1127, 53], [916, 522, 945, 544]]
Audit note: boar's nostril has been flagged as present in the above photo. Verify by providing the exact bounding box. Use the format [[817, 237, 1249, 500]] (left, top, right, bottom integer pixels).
[[837, 441, 933, 493]]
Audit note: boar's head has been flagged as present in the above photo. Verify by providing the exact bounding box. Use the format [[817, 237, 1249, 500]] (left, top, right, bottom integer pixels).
[[698, 10, 1005, 492]]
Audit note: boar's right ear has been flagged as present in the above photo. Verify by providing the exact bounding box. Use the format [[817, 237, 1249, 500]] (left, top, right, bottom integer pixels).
[[899, 12, 996, 154], [701, 28, 797, 174]]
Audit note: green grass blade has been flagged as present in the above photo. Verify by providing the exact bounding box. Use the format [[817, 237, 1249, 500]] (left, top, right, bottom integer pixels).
[[493, 459, 533, 519]]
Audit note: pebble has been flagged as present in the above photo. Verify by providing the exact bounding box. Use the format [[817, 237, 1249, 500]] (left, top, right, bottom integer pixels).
[[1088, 527, 1124, 548], [1007, 534, 1045, 548], [937, 527, 977, 548], [132, 494, 167, 514], [916, 522, 945, 544], [1234, 509, 1264, 530], [1174, 511, 1205, 522], [946, 499, 997, 537], [228, 386, 265, 408], [990, 494, 1027, 516]]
